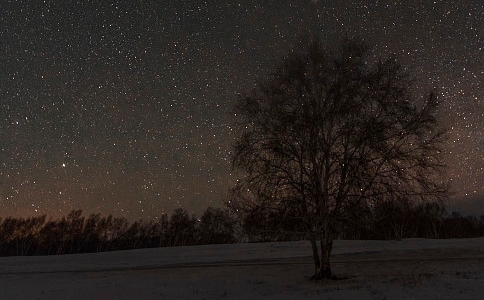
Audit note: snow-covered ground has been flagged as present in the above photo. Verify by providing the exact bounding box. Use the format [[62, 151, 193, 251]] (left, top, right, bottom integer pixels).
[[1, 238, 483, 299]]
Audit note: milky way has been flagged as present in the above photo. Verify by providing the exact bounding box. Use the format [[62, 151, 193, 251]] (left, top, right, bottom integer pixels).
[[1, 1, 483, 220]]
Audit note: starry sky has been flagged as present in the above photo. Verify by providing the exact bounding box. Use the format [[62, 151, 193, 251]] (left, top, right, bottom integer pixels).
[[1, 0, 483, 220]]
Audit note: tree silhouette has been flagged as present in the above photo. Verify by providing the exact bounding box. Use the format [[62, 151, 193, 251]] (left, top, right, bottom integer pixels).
[[229, 37, 448, 280], [197, 207, 235, 245], [168, 208, 196, 246]]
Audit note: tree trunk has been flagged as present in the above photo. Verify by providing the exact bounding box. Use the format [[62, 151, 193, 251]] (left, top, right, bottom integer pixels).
[[310, 237, 320, 275], [311, 234, 334, 280]]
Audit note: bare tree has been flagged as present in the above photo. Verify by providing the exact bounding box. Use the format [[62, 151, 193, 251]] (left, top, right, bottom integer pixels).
[[229, 37, 448, 280]]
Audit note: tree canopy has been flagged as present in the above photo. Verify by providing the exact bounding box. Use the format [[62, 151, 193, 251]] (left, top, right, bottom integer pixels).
[[229, 37, 448, 280]]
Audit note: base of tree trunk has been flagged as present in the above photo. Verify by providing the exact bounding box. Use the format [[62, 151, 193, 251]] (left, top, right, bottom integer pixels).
[[310, 266, 333, 281], [309, 273, 347, 281], [310, 268, 348, 281]]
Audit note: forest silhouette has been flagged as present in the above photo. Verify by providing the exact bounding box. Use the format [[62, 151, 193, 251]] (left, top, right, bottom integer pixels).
[[0, 202, 483, 257]]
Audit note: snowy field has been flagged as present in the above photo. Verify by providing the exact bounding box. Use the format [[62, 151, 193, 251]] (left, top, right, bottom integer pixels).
[[1, 238, 483, 299]]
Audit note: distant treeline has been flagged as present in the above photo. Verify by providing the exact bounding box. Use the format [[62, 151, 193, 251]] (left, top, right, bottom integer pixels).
[[0, 207, 235, 256], [243, 201, 484, 242], [0, 202, 484, 256], [341, 202, 484, 240]]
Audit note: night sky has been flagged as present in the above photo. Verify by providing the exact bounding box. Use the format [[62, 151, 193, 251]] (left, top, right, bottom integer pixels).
[[1, 0, 483, 220]]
